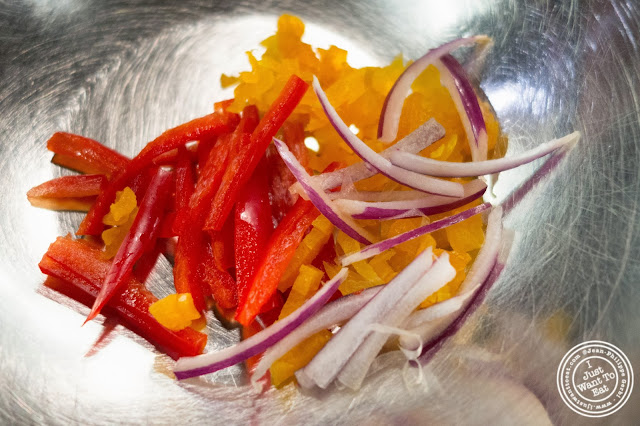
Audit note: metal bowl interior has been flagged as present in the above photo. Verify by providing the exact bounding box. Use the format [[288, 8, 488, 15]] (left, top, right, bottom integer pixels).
[[1, 0, 638, 424]]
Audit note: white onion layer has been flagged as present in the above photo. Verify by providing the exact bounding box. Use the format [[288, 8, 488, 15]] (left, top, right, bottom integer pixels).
[[390, 132, 580, 177], [399, 206, 504, 352], [313, 77, 464, 197], [273, 137, 375, 244], [336, 253, 455, 390], [378, 36, 491, 143], [250, 286, 382, 386], [298, 248, 434, 389], [173, 268, 348, 379]]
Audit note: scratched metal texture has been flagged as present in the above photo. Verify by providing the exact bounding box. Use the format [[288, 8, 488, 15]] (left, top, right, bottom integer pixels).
[[0, 0, 638, 424]]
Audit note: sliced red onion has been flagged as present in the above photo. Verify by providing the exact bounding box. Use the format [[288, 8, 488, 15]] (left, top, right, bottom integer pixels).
[[399, 206, 504, 354], [334, 179, 487, 220], [390, 131, 580, 177], [416, 261, 505, 366], [500, 143, 576, 217], [341, 203, 491, 266], [328, 189, 426, 202], [377, 36, 491, 143], [313, 77, 463, 198], [292, 119, 446, 196], [173, 268, 348, 380], [250, 286, 383, 386], [297, 248, 434, 389], [434, 55, 488, 161], [273, 137, 375, 245], [337, 253, 455, 390]]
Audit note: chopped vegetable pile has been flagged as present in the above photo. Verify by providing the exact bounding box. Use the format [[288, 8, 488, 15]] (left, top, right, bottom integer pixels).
[[30, 14, 579, 391]]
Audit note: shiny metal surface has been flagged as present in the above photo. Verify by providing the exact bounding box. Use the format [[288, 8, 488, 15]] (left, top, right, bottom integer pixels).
[[1, 0, 639, 424]]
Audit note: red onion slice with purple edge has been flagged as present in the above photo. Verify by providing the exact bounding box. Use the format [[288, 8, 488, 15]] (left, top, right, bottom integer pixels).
[[334, 179, 487, 220], [313, 77, 464, 198], [434, 54, 488, 161], [297, 248, 435, 389], [273, 137, 375, 245], [290, 119, 445, 195], [336, 253, 456, 390], [251, 285, 383, 386], [173, 268, 348, 380], [328, 189, 428, 202], [377, 36, 491, 143], [399, 206, 504, 356], [341, 203, 491, 266], [390, 131, 580, 177]]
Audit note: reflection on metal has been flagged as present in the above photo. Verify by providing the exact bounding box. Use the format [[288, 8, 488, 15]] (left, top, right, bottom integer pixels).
[[1, 0, 638, 424]]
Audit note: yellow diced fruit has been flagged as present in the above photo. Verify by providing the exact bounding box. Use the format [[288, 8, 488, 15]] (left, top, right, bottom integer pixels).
[[419, 250, 471, 308], [278, 216, 334, 292], [426, 134, 459, 161], [335, 230, 361, 256], [351, 260, 384, 286], [381, 217, 435, 258], [445, 209, 485, 253], [102, 206, 138, 259], [103, 187, 137, 226], [149, 293, 201, 331], [279, 265, 324, 319], [220, 73, 238, 88], [270, 330, 332, 388], [368, 249, 397, 282], [323, 261, 342, 279], [277, 14, 305, 39], [338, 268, 376, 296], [371, 55, 405, 96], [481, 100, 502, 154], [189, 315, 208, 331], [311, 214, 333, 235]]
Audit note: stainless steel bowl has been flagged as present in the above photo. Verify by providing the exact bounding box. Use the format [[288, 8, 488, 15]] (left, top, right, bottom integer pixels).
[[1, 0, 638, 424]]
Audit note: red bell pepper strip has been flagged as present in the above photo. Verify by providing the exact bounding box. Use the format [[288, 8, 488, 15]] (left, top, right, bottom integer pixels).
[[172, 134, 238, 313], [189, 102, 259, 225], [267, 120, 310, 223], [47, 132, 131, 178], [132, 240, 163, 283], [204, 75, 309, 232], [259, 291, 284, 318], [196, 136, 218, 173], [202, 250, 237, 310], [85, 166, 174, 323], [189, 133, 236, 224], [177, 106, 260, 306], [282, 120, 309, 169], [78, 110, 239, 236], [151, 143, 199, 166], [157, 211, 177, 239], [214, 98, 234, 113], [39, 237, 207, 359], [234, 157, 273, 304], [210, 211, 236, 272], [232, 104, 260, 135], [171, 146, 196, 235], [175, 145, 196, 212], [128, 167, 157, 202], [27, 174, 106, 211], [173, 218, 208, 312], [235, 198, 319, 326]]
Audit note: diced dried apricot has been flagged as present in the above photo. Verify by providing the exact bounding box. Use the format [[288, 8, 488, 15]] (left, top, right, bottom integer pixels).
[[149, 293, 201, 331], [279, 264, 324, 319]]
